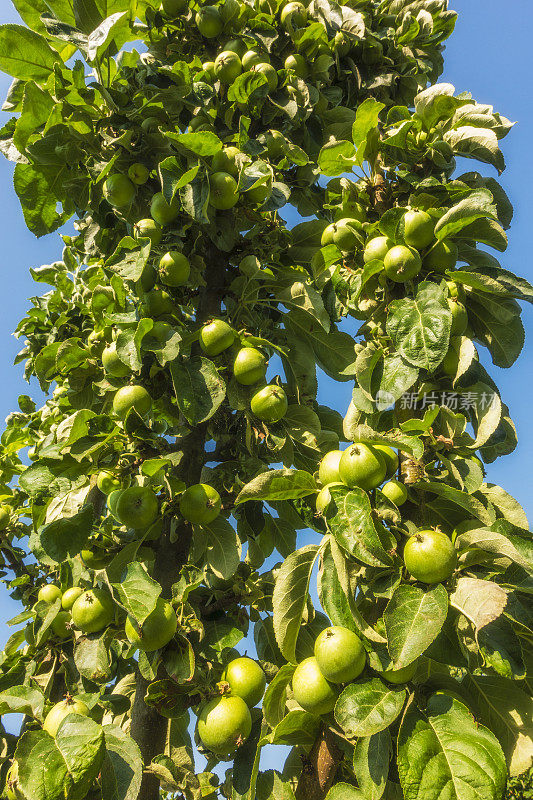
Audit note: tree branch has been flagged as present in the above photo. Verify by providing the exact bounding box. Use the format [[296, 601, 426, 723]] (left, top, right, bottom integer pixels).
[[295, 725, 342, 800]]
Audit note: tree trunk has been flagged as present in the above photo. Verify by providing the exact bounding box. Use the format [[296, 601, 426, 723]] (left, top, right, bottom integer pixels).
[[131, 243, 227, 800], [130, 667, 169, 800], [295, 726, 342, 800]]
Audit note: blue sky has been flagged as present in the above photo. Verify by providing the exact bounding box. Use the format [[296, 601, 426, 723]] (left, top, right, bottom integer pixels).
[[0, 0, 531, 715]]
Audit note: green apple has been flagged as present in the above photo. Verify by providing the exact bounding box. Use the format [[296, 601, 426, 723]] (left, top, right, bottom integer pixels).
[[134, 219, 162, 246], [280, 1, 307, 30], [383, 244, 422, 282], [161, 0, 188, 16], [103, 174, 135, 208], [284, 53, 308, 77], [113, 385, 152, 419], [196, 6, 223, 38], [364, 236, 393, 263], [102, 342, 130, 378], [252, 62, 278, 91], [199, 320, 235, 354], [159, 251, 190, 286], [128, 163, 150, 185], [209, 172, 239, 210], [214, 51, 243, 83], [150, 192, 179, 226], [403, 209, 435, 249], [212, 146, 241, 178], [201, 61, 216, 81], [242, 50, 266, 70]]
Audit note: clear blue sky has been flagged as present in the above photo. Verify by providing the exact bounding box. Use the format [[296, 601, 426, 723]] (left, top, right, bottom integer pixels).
[[0, 1, 531, 645]]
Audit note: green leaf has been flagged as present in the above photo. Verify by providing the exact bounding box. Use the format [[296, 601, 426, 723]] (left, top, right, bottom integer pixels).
[[327, 485, 394, 567], [87, 11, 128, 61], [13, 81, 54, 152], [468, 294, 524, 368], [11, 0, 52, 35], [202, 516, 240, 580], [335, 678, 406, 737], [272, 544, 320, 663], [480, 484, 528, 529], [101, 724, 143, 800], [263, 709, 319, 747], [462, 381, 503, 449], [378, 353, 419, 405], [288, 220, 327, 265], [444, 126, 504, 172], [170, 357, 226, 425], [73, 0, 104, 33], [179, 163, 210, 223], [346, 424, 424, 460], [327, 537, 387, 644], [451, 264, 533, 305], [256, 771, 297, 800], [254, 616, 283, 666], [15, 716, 105, 800], [353, 729, 392, 800], [236, 469, 316, 504], [29, 504, 94, 566], [456, 527, 531, 570], [204, 618, 244, 652], [458, 216, 508, 251], [318, 541, 357, 632], [386, 282, 451, 372], [449, 577, 507, 631], [0, 685, 44, 721], [158, 157, 199, 203], [13, 162, 71, 237], [434, 189, 497, 241], [265, 514, 297, 558], [414, 83, 459, 129], [317, 140, 356, 176], [112, 561, 161, 625], [384, 583, 449, 669], [232, 715, 264, 800], [105, 236, 151, 282], [19, 463, 56, 496], [452, 104, 515, 139], [397, 695, 506, 800], [478, 613, 525, 679], [377, 207, 406, 242], [413, 480, 495, 525], [276, 281, 330, 331], [262, 664, 295, 728], [463, 674, 533, 777], [40, 14, 88, 53], [116, 319, 153, 373], [74, 636, 112, 683], [352, 97, 385, 164], [285, 311, 357, 381], [227, 71, 269, 103], [55, 715, 105, 794], [104, 539, 143, 584], [168, 131, 222, 156], [0, 24, 60, 80], [326, 786, 366, 800], [284, 404, 321, 438]]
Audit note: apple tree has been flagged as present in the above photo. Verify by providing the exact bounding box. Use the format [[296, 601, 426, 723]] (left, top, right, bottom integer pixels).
[[0, 0, 531, 799]]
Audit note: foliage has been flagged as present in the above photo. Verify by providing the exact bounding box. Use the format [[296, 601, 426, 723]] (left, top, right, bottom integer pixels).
[[507, 769, 533, 800], [0, 0, 530, 799]]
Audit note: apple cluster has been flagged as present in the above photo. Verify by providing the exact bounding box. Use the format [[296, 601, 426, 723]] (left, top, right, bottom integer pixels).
[[292, 625, 417, 717], [197, 656, 266, 757], [316, 443, 457, 584]]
